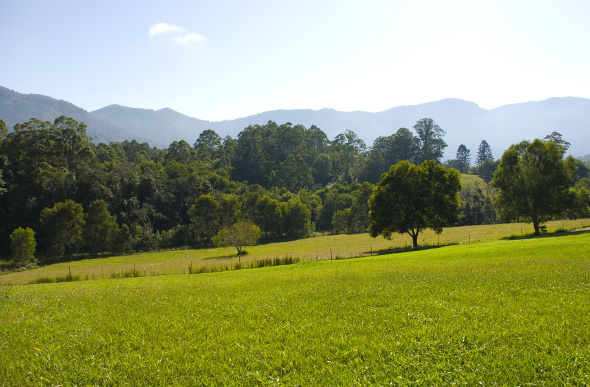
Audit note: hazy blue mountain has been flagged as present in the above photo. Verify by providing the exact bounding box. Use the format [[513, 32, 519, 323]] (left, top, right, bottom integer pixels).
[[196, 97, 590, 159], [91, 104, 213, 148], [2, 84, 589, 159], [0, 86, 142, 143]]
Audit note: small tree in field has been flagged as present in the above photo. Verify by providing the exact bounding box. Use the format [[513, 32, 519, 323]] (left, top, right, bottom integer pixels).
[[213, 219, 261, 261], [10, 227, 36, 266]]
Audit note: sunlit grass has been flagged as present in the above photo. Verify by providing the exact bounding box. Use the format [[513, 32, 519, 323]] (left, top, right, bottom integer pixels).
[[1, 219, 588, 285], [1, 232, 589, 385], [460, 173, 487, 189]]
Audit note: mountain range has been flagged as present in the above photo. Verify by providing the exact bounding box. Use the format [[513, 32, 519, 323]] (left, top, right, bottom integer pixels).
[[1, 85, 589, 160]]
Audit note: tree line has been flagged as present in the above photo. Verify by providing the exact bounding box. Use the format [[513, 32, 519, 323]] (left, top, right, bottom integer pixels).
[[1, 116, 588, 265]]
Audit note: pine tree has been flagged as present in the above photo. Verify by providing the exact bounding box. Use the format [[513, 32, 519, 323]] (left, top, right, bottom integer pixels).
[[476, 140, 493, 166]]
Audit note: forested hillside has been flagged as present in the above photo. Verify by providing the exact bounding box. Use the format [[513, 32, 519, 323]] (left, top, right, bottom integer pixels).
[[1, 115, 588, 261]]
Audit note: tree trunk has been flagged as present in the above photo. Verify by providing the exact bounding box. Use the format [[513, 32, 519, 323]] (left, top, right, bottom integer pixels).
[[236, 246, 242, 264], [412, 234, 418, 248], [533, 221, 540, 235]]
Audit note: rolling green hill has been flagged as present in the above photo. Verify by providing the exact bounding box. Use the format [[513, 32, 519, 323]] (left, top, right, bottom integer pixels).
[[1, 231, 589, 385]]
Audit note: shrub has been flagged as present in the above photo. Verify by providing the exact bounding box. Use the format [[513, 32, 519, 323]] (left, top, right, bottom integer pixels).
[[10, 227, 36, 266]]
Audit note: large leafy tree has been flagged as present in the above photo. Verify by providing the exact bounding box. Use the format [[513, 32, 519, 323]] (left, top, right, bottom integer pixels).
[[303, 125, 329, 165], [165, 140, 197, 166], [217, 194, 242, 229], [491, 139, 576, 235], [233, 125, 269, 186], [83, 199, 119, 254], [543, 131, 570, 151], [413, 119, 447, 164], [373, 128, 420, 166], [477, 159, 500, 184], [194, 129, 222, 162], [312, 153, 334, 186], [39, 199, 86, 257], [331, 129, 366, 182], [283, 198, 312, 238], [250, 195, 286, 239], [362, 128, 420, 183], [189, 194, 220, 244], [369, 160, 461, 247], [571, 178, 590, 218], [275, 154, 314, 192]]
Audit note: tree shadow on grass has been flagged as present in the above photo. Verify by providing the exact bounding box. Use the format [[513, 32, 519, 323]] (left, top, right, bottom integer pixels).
[[501, 227, 590, 241], [203, 254, 239, 261], [367, 243, 456, 257]]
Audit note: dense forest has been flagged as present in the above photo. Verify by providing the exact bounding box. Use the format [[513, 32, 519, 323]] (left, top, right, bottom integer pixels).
[[1, 116, 588, 261]]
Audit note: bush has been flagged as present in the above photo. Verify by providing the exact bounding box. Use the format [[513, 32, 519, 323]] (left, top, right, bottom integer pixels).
[[10, 227, 36, 266]]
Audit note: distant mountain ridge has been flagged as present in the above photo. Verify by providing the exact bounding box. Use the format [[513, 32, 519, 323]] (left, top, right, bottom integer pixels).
[[2, 85, 589, 159], [91, 97, 590, 159], [91, 104, 212, 148], [0, 86, 143, 143]]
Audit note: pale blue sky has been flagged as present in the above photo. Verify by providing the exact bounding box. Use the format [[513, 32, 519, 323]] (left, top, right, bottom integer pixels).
[[1, 0, 589, 121]]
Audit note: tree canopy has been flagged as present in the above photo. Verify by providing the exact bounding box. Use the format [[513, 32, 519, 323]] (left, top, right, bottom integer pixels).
[[369, 160, 462, 247], [10, 227, 36, 266], [213, 219, 261, 258], [491, 138, 576, 234], [413, 118, 447, 164]]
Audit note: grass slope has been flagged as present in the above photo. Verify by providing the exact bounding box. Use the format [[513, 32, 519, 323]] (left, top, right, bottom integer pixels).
[[460, 173, 487, 190], [2, 219, 588, 286], [1, 232, 589, 385]]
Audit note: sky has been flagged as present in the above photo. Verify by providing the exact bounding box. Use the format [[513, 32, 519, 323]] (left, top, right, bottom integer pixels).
[[1, 0, 589, 121]]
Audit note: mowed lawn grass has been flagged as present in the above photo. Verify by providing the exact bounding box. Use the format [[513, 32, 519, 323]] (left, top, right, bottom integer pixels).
[[1, 232, 589, 385], [1, 218, 589, 286]]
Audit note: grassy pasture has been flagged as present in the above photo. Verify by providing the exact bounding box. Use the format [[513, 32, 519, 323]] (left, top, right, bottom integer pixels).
[[1, 231, 590, 385], [460, 173, 487, 189], [1, 218, 589, 285]]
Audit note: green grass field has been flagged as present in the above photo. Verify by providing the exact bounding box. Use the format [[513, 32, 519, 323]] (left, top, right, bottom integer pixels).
[[1, 218, 588, 286], [1, 229, 589, 385]]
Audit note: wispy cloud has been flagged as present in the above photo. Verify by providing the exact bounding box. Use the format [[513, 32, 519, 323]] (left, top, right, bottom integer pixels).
[[172, 33, 206, 45], [149, 23, 186, 37], [149, 22, 205, 44]]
